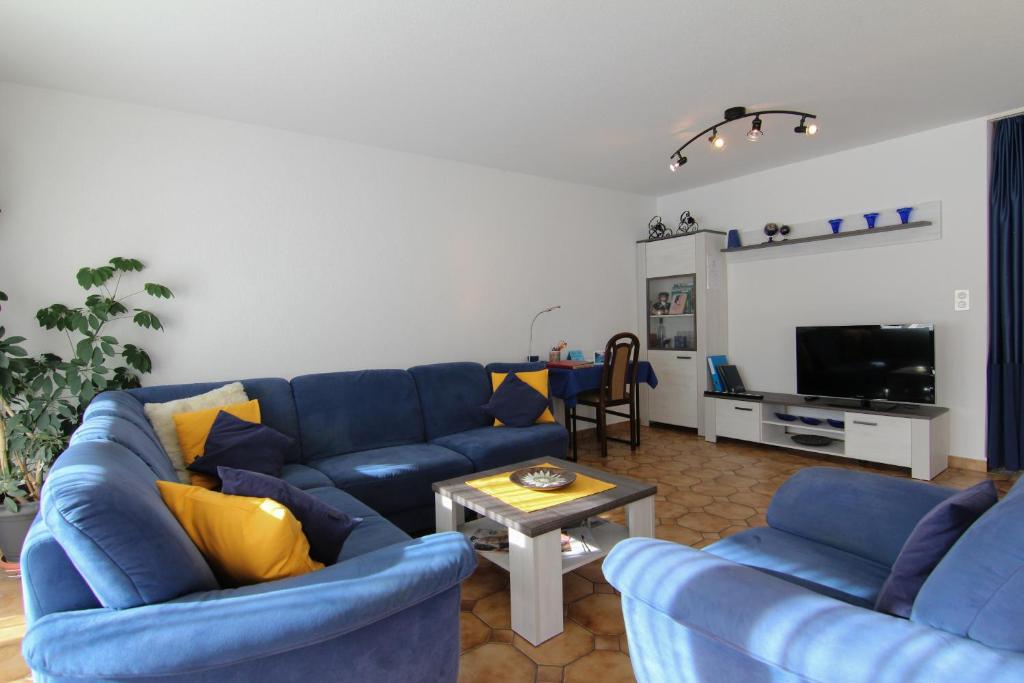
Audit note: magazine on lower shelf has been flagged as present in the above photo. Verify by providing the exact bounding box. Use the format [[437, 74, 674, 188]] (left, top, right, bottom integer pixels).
[[469, 519, 609, 554]]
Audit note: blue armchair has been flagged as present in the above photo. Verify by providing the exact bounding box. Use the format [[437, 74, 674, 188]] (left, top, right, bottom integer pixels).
[[605, 467, 1024, 683]]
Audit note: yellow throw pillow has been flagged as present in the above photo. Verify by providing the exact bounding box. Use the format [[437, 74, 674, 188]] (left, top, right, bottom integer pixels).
[[156, 481, 323, 586], [490, 370, 556, 426], [172, 399, 261, 488]]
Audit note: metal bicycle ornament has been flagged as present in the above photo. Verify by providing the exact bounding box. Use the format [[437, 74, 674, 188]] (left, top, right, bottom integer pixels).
[[648, 215, 670, 240], [677, 211, 699, 235]]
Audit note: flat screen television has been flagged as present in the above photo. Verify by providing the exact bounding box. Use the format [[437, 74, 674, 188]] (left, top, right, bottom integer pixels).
[[796, 324, 935, 404]]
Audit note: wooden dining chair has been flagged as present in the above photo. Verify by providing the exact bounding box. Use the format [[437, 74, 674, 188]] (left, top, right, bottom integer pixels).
[[570, 332, 641, 459]]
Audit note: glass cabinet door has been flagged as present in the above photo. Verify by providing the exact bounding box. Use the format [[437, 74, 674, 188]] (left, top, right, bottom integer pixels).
[[647, 274, 696, 351]]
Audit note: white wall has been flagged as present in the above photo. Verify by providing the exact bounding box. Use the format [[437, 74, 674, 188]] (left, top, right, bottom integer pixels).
[[0, 83, 653, 386], [657, 118, 990, 461]]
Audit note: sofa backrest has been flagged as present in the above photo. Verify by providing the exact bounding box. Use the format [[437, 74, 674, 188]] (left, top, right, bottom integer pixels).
[[291, 370, 425, 460], [912, 478, 1024, 651], [77, 392, 178, 481], [767, 467, 955, 567], [409, 362, 491, 440], [128, 378, 302, 463]]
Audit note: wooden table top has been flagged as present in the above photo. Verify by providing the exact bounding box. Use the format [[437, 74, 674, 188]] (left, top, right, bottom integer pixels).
[[432, 456, 656, 537]]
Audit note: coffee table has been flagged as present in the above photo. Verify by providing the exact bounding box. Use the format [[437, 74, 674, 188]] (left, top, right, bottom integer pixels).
[[433, 457, 656, 645]]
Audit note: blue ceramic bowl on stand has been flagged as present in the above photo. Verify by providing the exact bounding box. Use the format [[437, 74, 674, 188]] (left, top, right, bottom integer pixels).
[[828, 218, 843, 234], [727, 229, 742, 249], [864, 213, 879, 229], [897, 207, 913, 224]]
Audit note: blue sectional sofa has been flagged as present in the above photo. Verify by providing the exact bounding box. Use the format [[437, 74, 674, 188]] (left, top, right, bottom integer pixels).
[[20, 361, 568, 682], [606, 467, 1024, 683]]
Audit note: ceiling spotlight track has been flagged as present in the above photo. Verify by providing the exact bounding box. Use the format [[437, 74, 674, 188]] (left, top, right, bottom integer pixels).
[[669, 106, 817, 171]]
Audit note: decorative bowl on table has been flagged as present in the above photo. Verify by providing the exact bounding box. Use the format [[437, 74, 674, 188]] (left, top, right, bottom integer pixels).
[[827, 418, 845, 429], [775, 412, 798, 422], [510, 466, 577, 491], [799, 416, 822, 426]]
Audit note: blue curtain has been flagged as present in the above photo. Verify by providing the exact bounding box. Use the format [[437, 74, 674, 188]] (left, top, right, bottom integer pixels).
[[987, 115, 1024, 470]]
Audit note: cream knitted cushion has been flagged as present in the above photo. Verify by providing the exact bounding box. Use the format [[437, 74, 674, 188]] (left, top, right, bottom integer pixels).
[[142, 382, 249, 482]]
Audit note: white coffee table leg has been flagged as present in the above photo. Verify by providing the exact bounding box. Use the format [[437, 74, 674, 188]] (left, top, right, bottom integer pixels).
[[508, 527, 563, 646], [626, 497, 655, 537], [434, 493, 464, 532]]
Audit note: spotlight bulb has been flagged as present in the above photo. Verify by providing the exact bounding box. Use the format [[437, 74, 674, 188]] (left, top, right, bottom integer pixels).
[[669, 156, 687, 172], [746, 117, 763, 142], [709, 130, 725, 149], [805, 123, 818, 136]]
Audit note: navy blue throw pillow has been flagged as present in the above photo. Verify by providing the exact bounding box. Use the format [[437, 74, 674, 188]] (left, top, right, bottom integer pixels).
[[482, 373, 549, 427], [187, 411, 292, 478], [875, 480, 997, 618], [218, 467, 361, 564]]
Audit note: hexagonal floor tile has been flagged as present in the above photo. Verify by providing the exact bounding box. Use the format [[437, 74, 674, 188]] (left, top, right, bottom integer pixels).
[[512, 621, 595, 666], [473, 590, 511, 629], [573, 559, 606, 584], [458, 643, 536, 683], [665, 490, 715, 508], [568, 593, 626, 635], [703, 500, 757, 522], [675, 511, 731, 533], [461, 612, 491, 652], [655, 524, 702, 546], [461, 562, 510, 600], [564, 650, 636, 683], [563, 571, 595, 604]]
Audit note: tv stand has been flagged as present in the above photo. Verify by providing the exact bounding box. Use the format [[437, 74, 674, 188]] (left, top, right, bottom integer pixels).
[[703, 390, 949, 480]]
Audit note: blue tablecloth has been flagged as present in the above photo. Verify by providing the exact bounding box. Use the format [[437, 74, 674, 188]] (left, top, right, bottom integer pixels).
[[548, 361, 658, 408]]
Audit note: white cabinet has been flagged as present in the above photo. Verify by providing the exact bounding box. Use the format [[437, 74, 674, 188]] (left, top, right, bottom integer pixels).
[[844, 413, 912, 467], [647, 351, 698, 428], [702, 393, 949, 480], [637, 231, 728, 433], [715, 398, 761, 442]]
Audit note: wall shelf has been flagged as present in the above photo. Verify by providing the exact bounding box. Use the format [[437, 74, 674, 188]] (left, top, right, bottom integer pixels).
[[648, 313, 694, 318], [722, 220, 932, 253]]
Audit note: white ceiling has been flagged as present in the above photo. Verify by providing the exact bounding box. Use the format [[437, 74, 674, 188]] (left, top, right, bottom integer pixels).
[[1, 1, 1022, 196]]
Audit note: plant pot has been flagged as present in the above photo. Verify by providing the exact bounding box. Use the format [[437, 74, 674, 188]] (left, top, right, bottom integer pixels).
[[0, 502, 39, 563]]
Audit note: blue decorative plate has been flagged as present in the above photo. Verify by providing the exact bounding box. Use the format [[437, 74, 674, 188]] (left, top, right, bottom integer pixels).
[[799, 416, 822, 426], [775, 412, 798, 422], [827, 418, 845, 429]]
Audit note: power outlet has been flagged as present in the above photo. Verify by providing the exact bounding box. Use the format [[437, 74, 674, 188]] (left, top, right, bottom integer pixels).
[[954, 289, 970, 311]]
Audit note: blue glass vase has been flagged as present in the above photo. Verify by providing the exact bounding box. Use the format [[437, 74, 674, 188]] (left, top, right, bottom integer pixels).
[[864, 212, 879, 229], [897, 207, 913, 224], [727, 229, 742, 248], [828, 218, 843, 234]]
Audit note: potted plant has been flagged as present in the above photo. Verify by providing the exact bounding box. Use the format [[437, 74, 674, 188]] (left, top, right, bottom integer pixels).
[[0, 258, 172, 562]]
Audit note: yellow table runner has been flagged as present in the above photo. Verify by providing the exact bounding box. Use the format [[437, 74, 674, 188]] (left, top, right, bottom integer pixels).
[[465, 463, 616, 513]]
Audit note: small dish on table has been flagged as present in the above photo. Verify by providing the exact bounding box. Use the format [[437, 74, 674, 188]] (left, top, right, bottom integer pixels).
[[510, 466, 577, 491]]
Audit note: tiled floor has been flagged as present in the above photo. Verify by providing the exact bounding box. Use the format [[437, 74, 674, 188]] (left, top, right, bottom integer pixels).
[[0, 425, 1015, 683]]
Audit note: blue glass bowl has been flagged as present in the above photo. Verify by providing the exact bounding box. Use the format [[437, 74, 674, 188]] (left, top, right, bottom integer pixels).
[[799, 416, 822, 426], [827, 418, 845, 429], [775, 412, 798, 422]]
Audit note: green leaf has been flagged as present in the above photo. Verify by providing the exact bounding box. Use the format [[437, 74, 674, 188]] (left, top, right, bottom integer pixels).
[[75, 338, 93, 362], [4, 336, 26, 345], [123, 344, 153, 373], [144, 283, 174, 299], [76, 267, 94, 289], [110, 257, 144, 272], [132, 310, 163, 330]]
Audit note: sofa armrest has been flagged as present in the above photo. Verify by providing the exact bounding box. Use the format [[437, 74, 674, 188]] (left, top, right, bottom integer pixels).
[[766, 467, 956, 565], [24, 532, 475, 679], [605, 539, 1024, 683]]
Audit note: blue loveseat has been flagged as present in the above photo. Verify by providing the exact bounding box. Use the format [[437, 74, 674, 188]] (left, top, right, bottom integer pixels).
[[21, 361, 568, 682], [606, 467, 1024, 683]]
